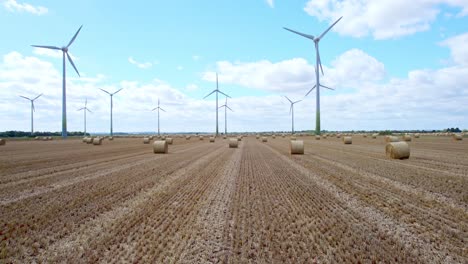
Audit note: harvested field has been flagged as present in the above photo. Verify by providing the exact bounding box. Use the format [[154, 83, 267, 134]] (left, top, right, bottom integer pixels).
[[0, 136, 467, 263]]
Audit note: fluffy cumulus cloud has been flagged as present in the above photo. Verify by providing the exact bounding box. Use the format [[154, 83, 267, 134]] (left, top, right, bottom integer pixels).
[[128, 56, 153, 69], [266, 0, 274, 8], [304, 0, 468, 39], [3, 0, 48, 15], [439, 32, 468, 65]]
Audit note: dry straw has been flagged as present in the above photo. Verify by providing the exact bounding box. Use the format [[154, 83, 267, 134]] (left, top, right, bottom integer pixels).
[[272, 135, 276, 139], [290, 140, 304, 154], [209, 137, 215, 143], [262, 137, 268, 142], [223, 136, 227, 139], [166, 138, 173, 145], [109, 136, 114, 141], [386, 142, 410, 159], [93, 137, 103, 145], [291, 136, 297, 141], [336, 134, 342, 138], [385, 136, 400, 143], [453, 134, 463, 141], [237, 136, 242, 141], [315, 135, 320, 140], [153, 140, 168, 154], [143, 137, 150, 144], [229, 138, 238, 148], [0, 139, 5, 145], [256, 135, 260, 139], [372, 133, 378, 139], [343, 136, 352, 144], [82, 137, 88, 143], [403, 135, 412, 142], [86, 137, 94, 144], [414, 133, 420, 138], [186, 136, 191, 140], [199, 136, 204, 140]]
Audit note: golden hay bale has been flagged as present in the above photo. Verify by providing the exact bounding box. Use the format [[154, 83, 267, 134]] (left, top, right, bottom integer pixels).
[[143, 137, 150, 144], [82, 137, 88, 143], [186, 136, 191, 140], [86, 137, 94, 144], [363, 134, 367, 138], [209, 137, 215, 143], [149, 136, 154, 140], [47, 137, 53, 140], [35, 136, 40, 140], [323, 135, 327, 139], [282, 134, 285, 138], [261, 137, 268, 143], [161, 136, 166, 140], [109, 136, 113, 140], [290, 140, 304, 154], [291, 136, 296, 141], [402, 135, 412, 142], [256, 135, 260, 139], [385, 136, 400, 143], [336, 134, 342, 138], [272, 135, 276, 139], [153, 140, 168, 154], [343, 136, 352, 144], [372, 133, 378, 139], [223, 136, 227, 139], [414, 134, 420, 138], [166, 138, 173, 145], [386, 142, 410, 159], [315, 135, 320, 140], [229, 138, 238, 148], [42, 137, 48, 141], [453, 134, 463, 141], [237, 136, 242, 141], [0, 139, 5, 145], [199, 136, 204, 140], [93, 137, 103, 145]]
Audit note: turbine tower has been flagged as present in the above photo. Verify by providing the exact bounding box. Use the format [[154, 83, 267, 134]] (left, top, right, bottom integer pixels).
[[218, 97, 233, 135], [203, 73, 230, 136], [100, 88, 123, 137], [284, 96, 302, 135], [284, 17, 342, 135], [77, 98, 92, 136], [19, 93, 42, 135], [152, 99, 166, 136], [32, 25, 83, 139]]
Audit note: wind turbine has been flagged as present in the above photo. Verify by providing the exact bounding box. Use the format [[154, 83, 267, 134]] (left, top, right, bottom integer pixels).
[[203, 73, 230, 136], [77, 98, 92, 136], [284, 96, 302, 135], [32, 25, 83, 139], [19, 93, 42, 135], [218, 97, 233, 135], [152, 99, 166, 136], [100, 88, 123, 137], [284, 17, 342, 135]]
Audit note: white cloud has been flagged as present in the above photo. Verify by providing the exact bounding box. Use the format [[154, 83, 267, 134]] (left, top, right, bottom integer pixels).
[[266, 0, 274, 8], [440, 32, 468, 66], [192, 55, 201, 61], [303, 0, 468, 39], [32, 47, 79, 61], [128, 56, 153, 69], [186, 84, 198, 91], [177, 66, 184, 71], [3, 0, 48, 15]]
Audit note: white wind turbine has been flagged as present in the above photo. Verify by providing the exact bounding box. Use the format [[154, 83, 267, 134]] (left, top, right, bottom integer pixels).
[[19, 93, 42, 135], [77, 98, 92, 136], [32, 25, 83, 138], [100, 88, 123, 137], [284, 17, 342, 135], [152, 99, 166, 136], [203, 73, 230, 136], [218, 97, 233, 135], [285, 96, 302, 135]]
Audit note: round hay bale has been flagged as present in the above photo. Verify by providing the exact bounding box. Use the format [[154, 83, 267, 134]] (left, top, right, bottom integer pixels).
[[149, 136, 154, 140], [109, 136, 114, 141], [336, 134, 342, 138], [86, 137, 94, 144], [143, 137, 150, 144], [453, 134, 463, 141], [290, 140, 304, 154], [315, 135, 320, 140], [261, 137, 268, 143], [153, 140, 168, 154], [386, 142, 410, 159], [372, 133, 378, 139], [282, 134, 285, 138], [199, 136, 204, 140], [229, 138, 238, 148], [290, 136, 296, 141], [402, 135, 412, 142], [161, 136, 166, 140], [93, 137, 103, 145], [166, 138, 173, 145], [82, 137, 88, 143], [0, 139, 5, 145], [223, 136, 227, 139], [35, 136, 40, 140], [272, 135, 276, 139], [363, 134, 367, 138], [256, 135, 260, 139], [385, 136, 399, 143], [186, 136, 191, 140], [237, 136, 242, 141], [47, 137, 53, 140], [343, 136, 352, 144], [42, 137, 48, 141], [209, 137, 215, 143], [323, 135, 327, 139], [414, 133, 420, 138]]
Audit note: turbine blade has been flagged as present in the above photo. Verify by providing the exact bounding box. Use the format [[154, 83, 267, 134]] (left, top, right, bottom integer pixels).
[[283, 27, 315, 40], [320, 84, 334, 90], [87, 108, 92, 113], [100, 88, 111, 95], [203, 90, 216, 99], [218, 90, 231, 98], [67, 52, 80, 77], [67, 25, 83, 48], [78, 107, 85, 111], [31, 45, 61, 50], [284, 96, 293, 103], [305, 84, 317, 97], [33, 93, 43, 101], [317, 16, 343, 40], [112, 88, 123, 95], [160, 108, 166, 112], [226, 106, 233, 112], [152, 107, 157, 111], [294, 100, 302, 104], [19, 95, 31, 100]]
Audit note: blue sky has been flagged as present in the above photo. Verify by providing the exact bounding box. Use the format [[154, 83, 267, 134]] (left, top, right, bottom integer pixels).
[[1, 0, 467, 133]]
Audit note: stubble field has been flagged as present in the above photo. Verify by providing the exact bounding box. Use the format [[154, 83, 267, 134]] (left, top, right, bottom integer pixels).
[[0, 135, 467, 263]]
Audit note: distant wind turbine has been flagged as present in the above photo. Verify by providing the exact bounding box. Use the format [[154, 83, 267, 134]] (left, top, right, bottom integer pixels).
[[19, 93, 42, 135], [218, 97, 233, 135], [32, 25, 83, 139], [77, 98, 92, 136], [284, 96, 302, 135], [100, 88, 123, 137], [284, 17, 342, 135], [152, 99, 166, 136], [203, 73, 230, 136]]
